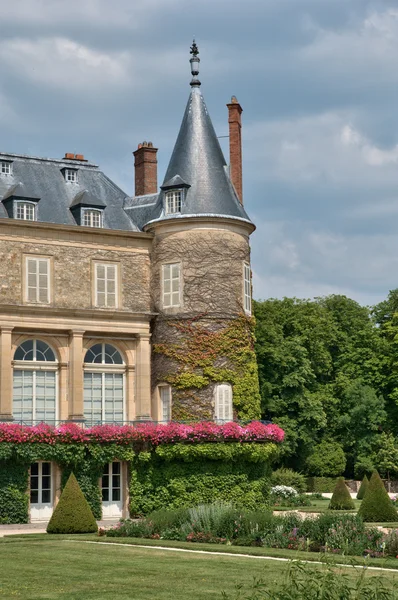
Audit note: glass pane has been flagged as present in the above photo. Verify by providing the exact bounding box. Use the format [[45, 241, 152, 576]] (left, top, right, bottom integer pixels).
[[42, 489, 51, 504], [14, 340, 34, 361], [112, 475, 120, 489], [30, 463, 39, 477], [36, 341, 55, 362], [42, 476, 51, 490], [42, 463, 51, 476], [102, 489, 109, 502], [102, 475, 109, 489], [112, 488, 121, 502], [84, 344, 102, 364], [112, 462, 121, 475], [30, 490, 39, 504]]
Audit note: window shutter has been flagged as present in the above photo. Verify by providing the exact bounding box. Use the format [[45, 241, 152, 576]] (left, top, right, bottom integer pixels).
[[26, 258, 49, 303], [215, 385, 233, 423], [95, 263, 118, 308]]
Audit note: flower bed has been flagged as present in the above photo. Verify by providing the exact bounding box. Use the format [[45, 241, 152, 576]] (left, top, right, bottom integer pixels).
[[0, 421, 284, 447], [106, 504, 397, 559]]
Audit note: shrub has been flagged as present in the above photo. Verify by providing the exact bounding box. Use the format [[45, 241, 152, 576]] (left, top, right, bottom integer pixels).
[[106, 519, 154, 538], [271, 468, 306, 493], [357, 474, 369, 500], [358, 471, 398, 523], [328, 477, 355, 510], [147, 507, 189, 534], [384, 529, 398, 557], [185, 503, 241, 539], [306, 477, 337, 493], [47, 472, 98, 534], [306, 441, 346, 477]]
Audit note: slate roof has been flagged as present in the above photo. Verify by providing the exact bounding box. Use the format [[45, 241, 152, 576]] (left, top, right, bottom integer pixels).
[[0, 153, 139, 232], [142, 85, 253, 228]]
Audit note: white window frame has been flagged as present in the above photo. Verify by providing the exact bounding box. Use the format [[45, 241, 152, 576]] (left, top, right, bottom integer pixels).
[[162, 263, 181, 308], [159, 385, 172, 423], [13, 340, 58, 425], [64, 169, 78, 183], [0, 161, 12, 175], [15, 201, 36, 221], [94, 262, 119, 309], [243, 262, 252, 316], [30, 461, 53, 506], [24, 256, 51, 304], [214, 384, 233, 423], [84, 343, 126, 425], [165, 190, 182, 214], [82, 208, 103, 228]]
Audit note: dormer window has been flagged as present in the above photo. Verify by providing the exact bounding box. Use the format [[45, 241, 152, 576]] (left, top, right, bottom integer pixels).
[[1, 161, 12, 175], [82, 208, 103, 228], [15, 201, 36, 221], [165, 190, 182, 214], [64, 169, 78, 183]]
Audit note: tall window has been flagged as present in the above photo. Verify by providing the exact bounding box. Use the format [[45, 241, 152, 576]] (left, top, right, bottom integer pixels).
[[13, 340, 57, 424], [94, 263, 118, 308], [162, 263, 181, 308], [0, 161, 12, 175], [25, 257, 50, 304], [243, 262, 252, 315], [15, 201, 36, 221], [84, 343, 124, 425], [159, 386, 171, 423], [165, 190, 182, 214], [83, 209, 103, 228], [214, 384, 233, 423]]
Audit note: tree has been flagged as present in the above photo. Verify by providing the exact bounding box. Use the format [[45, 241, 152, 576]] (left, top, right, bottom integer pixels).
[[306, 440, 346, 477], [356, 475, 369, 500], [374, 433, 398, 481], [47, 472, 98, 534], [358, 471, 398, 523], [328, 478, 355, 510]]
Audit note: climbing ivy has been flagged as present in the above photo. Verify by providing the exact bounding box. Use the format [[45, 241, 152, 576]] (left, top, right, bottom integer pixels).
[[154, 314, 261, 421]]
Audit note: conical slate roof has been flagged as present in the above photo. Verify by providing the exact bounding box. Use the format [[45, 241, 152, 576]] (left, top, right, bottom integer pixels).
[[145, 85, 253, 227]]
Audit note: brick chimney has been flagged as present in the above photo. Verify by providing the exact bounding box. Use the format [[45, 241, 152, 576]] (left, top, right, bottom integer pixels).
[[226, 96, 243, 204], [133, 142, 158, 196]]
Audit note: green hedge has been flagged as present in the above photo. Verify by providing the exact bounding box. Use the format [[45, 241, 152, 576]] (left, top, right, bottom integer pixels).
[[129, 443, 273, 515], [306, 477, 338, 493], [0, 441, 276, 523], [0, 461, 29, 524]]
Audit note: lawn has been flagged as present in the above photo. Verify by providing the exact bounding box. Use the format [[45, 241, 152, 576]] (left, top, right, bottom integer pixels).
[[1, 536, 398, 599]]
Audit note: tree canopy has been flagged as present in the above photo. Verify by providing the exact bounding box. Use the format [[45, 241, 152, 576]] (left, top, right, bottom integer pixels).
[[254, 293, 397, 477]]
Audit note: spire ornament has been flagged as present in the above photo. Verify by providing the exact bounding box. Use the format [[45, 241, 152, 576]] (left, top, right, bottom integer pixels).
[[189, 39, 201, 87]]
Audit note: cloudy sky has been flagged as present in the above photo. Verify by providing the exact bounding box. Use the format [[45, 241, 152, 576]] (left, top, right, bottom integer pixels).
[[0, 0, 397, 307]]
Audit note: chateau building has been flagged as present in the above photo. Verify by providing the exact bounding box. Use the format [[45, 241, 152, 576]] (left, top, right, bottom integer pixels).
[[0, 43, 261, 520]]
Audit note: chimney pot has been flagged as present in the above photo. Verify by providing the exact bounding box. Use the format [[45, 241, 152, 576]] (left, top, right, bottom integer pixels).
[[65, 152, 75, 159], [75, 154, 85, 161]]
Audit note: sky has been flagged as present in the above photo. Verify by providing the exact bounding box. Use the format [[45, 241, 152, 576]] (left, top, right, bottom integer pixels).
[[0, 0, 397, 307]]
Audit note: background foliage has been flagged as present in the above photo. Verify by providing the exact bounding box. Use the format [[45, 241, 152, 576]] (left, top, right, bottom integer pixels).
[[254, 292, 398, 477]]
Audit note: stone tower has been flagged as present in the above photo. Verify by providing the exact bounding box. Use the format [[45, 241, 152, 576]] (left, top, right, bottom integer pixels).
[[145, 42, 261, 423]]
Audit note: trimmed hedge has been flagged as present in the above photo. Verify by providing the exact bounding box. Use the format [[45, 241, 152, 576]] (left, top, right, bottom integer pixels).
[[328, 477, 355, 510], [129, 444, 273, 515], [271, 468, 306, 493], [356, 474, 369, 500], [0, 461, 29, 524], [358, 471, 398, 523], [306, 477, 338, 493], [47, 472, 98, 534]]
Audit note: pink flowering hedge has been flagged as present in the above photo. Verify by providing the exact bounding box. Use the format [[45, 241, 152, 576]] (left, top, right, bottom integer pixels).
[[0, 421, 284, 447]]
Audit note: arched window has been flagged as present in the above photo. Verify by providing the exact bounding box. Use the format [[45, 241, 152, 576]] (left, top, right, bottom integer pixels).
[[214, 384, 233, 423], [84, 343, 125, 425], [13, 340, 58, 424]]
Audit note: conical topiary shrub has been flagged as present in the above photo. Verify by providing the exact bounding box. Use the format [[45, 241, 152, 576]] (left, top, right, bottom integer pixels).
[[358, 471, 398, 523], [328, 477, 355, 510], [47, 472, 98, 534], [356, 474, 369, 500]]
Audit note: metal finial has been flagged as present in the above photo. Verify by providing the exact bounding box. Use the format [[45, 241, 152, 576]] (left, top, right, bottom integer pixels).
[[189, 38, 201, 87]]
